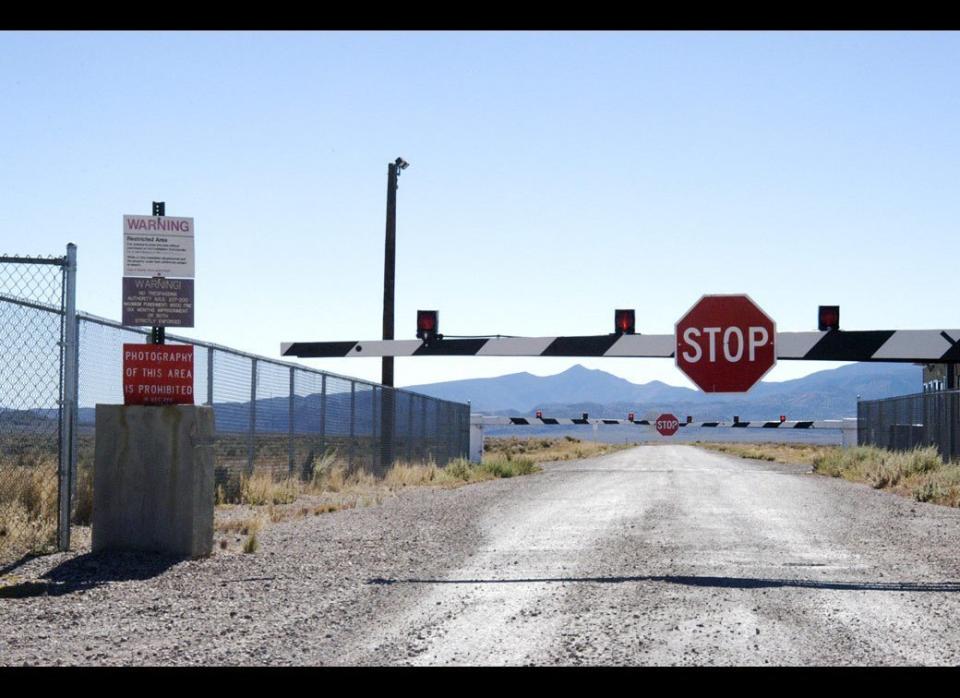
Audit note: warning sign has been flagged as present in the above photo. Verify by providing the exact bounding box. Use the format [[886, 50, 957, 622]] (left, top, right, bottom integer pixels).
[[122, 277, 194, 327], [123, 344, 195, 406], [123, 215, 195, 278]]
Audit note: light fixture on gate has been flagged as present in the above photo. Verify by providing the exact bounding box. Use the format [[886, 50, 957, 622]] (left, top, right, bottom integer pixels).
[[818, 305, 840, 332], [614, 309, 636, 335], [536, 409, 543, 419], [780, 415, 787, 423], [627, 412, 635, 422], [416, 310, 439, 344]]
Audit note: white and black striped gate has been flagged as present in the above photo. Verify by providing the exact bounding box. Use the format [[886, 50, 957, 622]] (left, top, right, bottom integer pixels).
[[466, 415, 858, 463]]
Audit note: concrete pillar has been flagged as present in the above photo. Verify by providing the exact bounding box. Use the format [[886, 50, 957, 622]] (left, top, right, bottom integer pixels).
[[469, 419, 484, 463], [92, 405, 215, 558]]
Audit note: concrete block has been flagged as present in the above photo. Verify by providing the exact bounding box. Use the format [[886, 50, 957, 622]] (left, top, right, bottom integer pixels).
[[92, 404, 215, 558]]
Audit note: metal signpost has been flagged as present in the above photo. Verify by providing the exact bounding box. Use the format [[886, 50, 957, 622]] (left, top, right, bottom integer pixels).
[[655, 413, 681, 436], [122, 202, 195, 344], [121, 202, 196, 402]]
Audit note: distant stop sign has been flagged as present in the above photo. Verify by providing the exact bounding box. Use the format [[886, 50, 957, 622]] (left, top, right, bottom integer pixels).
[[655, 413, 680, 436], [675, 294, 776, 393]]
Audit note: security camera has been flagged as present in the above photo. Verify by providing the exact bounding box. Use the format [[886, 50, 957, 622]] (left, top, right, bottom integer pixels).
[[395, 157, 409, 170]]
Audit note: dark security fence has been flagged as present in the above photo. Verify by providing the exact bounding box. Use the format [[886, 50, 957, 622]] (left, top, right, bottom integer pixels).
[[858, 389, 960, 461]]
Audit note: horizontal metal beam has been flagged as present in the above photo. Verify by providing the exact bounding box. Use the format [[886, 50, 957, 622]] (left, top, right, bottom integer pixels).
[[283, 329, 960, 363], [473, 416, 848, 429]]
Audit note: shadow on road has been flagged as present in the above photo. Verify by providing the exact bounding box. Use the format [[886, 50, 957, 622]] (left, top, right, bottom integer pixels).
[[367, 574, 960, 593], [0, 551, 181, 599]]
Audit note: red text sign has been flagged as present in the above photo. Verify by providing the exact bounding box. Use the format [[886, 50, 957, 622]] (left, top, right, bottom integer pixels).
[[123, 343, 195, 406], [655, 413, 680, 436], [675, 294, 776, 393]]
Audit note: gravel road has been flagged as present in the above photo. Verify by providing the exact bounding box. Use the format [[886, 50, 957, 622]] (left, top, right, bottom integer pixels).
[[4, 444, 960, 666]]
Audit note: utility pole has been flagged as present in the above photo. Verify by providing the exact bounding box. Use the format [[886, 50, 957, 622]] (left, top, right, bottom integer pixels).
[[381, 157, 408, 469], [150, 201, 165, 345]]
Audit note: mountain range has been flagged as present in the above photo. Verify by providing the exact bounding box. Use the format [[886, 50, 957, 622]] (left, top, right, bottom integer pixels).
[[402, 362, 921, 420], [2, 362, 921, 436]]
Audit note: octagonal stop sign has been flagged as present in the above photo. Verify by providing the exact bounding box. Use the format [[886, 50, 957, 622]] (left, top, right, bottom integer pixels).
[[675, 294, 776, 393], [655, 413, 680, 436]]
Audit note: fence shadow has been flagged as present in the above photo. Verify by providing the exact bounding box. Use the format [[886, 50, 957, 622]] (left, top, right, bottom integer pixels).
[[0, 551, 181, 599], [367, 574, 960, 593]]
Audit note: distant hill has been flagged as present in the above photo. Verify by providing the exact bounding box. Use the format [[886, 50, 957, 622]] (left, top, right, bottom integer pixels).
[[401, 362, 921, 420], [7, 362, 916, 437]]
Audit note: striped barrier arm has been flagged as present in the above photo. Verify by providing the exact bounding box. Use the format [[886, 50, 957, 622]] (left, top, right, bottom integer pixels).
[[474, 416, 846, 429], [282, 330, 960, 363]]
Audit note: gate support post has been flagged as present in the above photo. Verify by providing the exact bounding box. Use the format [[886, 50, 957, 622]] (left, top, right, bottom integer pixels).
[[840, 417, 858, 448], [58, 243, 78, 552], [469, 417, 484, 464]]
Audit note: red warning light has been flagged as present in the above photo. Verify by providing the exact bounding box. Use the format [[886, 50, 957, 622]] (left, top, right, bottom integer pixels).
[[780, 415, 787, 423], [627, 412, 635, 422], [535, 409, 543, 419], [818, 306, 840, 332], [417, 310, 439, 342], [614, 309, 635, 335]]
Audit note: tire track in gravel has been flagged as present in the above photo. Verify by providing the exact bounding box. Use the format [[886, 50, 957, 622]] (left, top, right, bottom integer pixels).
[[6, 445, 960, 666], [332, 445, 960, 666], [330, 448, 660, 665]]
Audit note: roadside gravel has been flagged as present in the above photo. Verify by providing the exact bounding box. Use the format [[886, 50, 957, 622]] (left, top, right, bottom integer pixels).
[[4, 445, 960, 665]]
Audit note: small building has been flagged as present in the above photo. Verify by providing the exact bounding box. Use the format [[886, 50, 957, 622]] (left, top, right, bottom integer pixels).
[[922, 363, 957, 392]]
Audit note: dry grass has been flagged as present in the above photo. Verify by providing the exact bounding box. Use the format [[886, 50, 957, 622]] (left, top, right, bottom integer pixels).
[[0, 460, 59, 560], [483, 436, 635, 464], [210, 451, 543, 553], [811, 445, 960, 506], [694, 441, 826, 465], [73, 465, 94, 526], [4, 440, 547, 559], [696, 441, 960, 508]]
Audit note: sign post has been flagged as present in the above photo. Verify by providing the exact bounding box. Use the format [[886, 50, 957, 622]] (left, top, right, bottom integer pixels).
[[121, 202, 196, 404], [675, 294, 776, 393], [655, 413, 680, 436], [122, 202, 195, 344]]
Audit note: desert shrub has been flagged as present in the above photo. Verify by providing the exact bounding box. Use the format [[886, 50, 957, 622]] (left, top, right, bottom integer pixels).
[[444, 459, 472, 481]]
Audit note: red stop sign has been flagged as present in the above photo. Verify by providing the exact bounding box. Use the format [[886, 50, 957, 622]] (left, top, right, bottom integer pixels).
[[675, 294, 776, 393], [655, 413, 680, 436]]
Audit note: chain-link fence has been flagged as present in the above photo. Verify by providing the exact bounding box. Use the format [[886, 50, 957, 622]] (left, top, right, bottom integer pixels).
[[1, 248, 77, 564], [74, 313, 470, 494], [858, 389, 960, 461], [2, 245, 469, 563]]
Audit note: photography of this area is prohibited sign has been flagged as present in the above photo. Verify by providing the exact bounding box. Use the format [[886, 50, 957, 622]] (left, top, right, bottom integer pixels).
[[123, 214, 195, 278]]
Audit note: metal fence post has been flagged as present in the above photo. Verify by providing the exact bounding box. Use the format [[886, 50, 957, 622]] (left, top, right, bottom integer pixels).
[[349, 381, 356, 469], [406, 393, 413, 462], [288, 367, 295, 475], [950, 391, 957, 461], [70, 313, 80, 509], [58, 243, 78, 551], [319, 374, 327, 454], [206, 348, 214, 406], [372, 386, 379, 469], [248, 358, 257, 475], [420, 398, 430, 461]]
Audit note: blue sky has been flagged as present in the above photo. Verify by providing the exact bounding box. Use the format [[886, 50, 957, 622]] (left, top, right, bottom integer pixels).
[[2, 31, 959, 389]]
